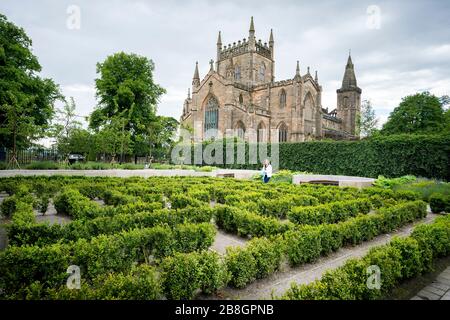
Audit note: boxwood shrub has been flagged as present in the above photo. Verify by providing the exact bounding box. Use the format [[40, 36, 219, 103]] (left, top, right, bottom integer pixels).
[[429, 193, 450, 213], [288, 198, 372, 225], [280, 215, 450, 300], [161, 251, 228, 299], [54, 188, 103, 219], [214, 205, 293, 237]]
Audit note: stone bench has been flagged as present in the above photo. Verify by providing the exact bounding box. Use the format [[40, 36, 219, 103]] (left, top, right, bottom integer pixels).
[[292, 174, 375, 188]]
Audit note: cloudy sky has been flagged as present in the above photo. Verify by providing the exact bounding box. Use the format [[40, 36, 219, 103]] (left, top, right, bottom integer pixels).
[[1, 0, 449, 126]]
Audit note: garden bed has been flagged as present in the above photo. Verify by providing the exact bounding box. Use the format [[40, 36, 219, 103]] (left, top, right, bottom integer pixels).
[[0, 175, 444, 300]]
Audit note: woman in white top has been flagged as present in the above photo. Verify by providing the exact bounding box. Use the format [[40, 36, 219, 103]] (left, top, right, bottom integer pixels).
[[261, 159, 272, 183]]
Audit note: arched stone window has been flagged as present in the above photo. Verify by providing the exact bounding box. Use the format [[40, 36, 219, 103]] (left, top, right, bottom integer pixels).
[[235, 121, 245, 140], [304, 93, 314, 121], [259, 63, 265, 81], [234, 65, 241, 80], [278, 122, 288, 142], [343, 96, 349, 109], [257, 121, 266, 142], [204, 96, 219, 139], [280, 89, 286, 108]]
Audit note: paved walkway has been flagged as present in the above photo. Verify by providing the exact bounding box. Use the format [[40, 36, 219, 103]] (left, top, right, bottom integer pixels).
[[205, 213, 439, 300], [0, 169, 258, 179], [411, 267, 450, 300]]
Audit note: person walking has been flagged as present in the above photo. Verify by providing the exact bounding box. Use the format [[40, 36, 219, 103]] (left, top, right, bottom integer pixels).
[[261, 159, 272, 183]]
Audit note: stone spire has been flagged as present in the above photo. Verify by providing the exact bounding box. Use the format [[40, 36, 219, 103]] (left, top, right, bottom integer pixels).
[[249, 16, 255, 33], [340, 52, 359, 90], [192, 61, 200, 88], [315, 70, 319, 83], [248, 16, 256, 51], [217, 31, 222, 46], [216, 31, 222, 72], [187, 88, 191, 99], [294, 61, 301, 81], [269, 29, 274, 59]]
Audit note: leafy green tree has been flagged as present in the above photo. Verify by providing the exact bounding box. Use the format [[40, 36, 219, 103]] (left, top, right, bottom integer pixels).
[[0, 14, 61, 166], [95, 116, 132, 163], [150, 116, 178, 161], [381, 92, 445, 135], [89, 52, 165, 149], [51, 97, 83, 160], [356, 100, 379, 137], [65, 128, 93, 157]]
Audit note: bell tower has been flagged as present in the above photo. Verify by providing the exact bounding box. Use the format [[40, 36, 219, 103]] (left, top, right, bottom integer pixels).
[[336, 53, 361, 135]]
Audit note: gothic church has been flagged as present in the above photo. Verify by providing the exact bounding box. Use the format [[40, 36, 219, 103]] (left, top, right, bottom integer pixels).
[[180, 17, 362, 142]]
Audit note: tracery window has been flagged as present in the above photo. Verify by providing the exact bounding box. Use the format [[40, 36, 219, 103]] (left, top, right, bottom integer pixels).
[[204, 96, 219, 139], [280, 89, 286, 108]]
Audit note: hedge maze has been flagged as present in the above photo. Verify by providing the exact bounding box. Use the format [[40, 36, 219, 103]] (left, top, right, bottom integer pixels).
[[0, 176, 447, 300]]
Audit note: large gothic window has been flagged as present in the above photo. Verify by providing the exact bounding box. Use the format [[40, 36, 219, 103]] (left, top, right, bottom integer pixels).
[[234, 66, 241, 80], [278, 122, 288, 142], [304, 93, 314, 121], [280, 89, 286, 108], [235, 121, 245, 140], [304, 93, 315, 136], [204, 96, 219, 139], [257, 122, 266, 142]]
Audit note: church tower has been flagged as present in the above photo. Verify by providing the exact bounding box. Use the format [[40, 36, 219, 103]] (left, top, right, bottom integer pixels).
[[216, 17, 274, 85], [336, 53, 361, 135]]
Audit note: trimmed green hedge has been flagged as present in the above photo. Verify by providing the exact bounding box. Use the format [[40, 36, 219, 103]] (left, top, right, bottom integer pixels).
[[15, 265, 163, 300], [8, 205, 215, 246], [287, 198, 372, 225], [257, 195, 319, 219], [0, 222, 215, 296], [161, 250, 229, 299], [214, 205, 294, 237], [429, 193, 450, 213], [280, 214, 450, 300], [54, 188, 103, 219], [279, 135, 450, 180], [285, 200, 426, 266], [225, 237, 284, 288], [220, 200, 427, 289], [186, 134, 449, 180]]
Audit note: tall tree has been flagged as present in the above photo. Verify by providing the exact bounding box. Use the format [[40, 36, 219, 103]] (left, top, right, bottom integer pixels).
[[381, 92, 445, 135], [89, 52, 165, 149], [149, 116, 178, 161], [51, 97, 82, 160], [95, 116, 132, 163], [0, 14, 61, 166], [357, 100, 379, 137]]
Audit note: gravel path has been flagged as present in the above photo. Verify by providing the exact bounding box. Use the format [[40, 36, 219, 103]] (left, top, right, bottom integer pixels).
[[210, 229, 248, 255], [208, 213, 440, 300]]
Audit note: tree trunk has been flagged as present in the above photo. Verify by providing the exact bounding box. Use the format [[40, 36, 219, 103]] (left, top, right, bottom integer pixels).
[[8, 112, 20, 169]]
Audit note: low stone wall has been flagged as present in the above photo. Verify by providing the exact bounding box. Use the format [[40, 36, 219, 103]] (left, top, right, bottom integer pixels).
[[292, 174, 375, 188], [0, 169, 259, 180]]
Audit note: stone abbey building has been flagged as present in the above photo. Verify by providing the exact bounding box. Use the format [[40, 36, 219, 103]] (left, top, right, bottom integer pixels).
[[180, 17, 362, 142]]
